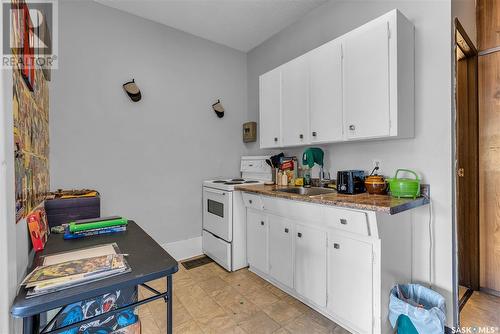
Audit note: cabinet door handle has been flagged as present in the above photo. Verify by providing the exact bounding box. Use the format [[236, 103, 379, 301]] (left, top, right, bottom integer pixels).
[[260, 221, 265, 226], [349, 125, 355, 131], [340, 218, 347, 225], [249, 199, 253, 204], [297, 232, 302, 238], [299, 134, 304, 139], [334, 243, 340, 249], [274, 137, 278, 142], [284, 228, 289, 233], [312, 131, 317, 137]]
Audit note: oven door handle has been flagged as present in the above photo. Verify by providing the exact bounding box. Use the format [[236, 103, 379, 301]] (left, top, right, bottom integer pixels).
[[204, 187, 227, 196]]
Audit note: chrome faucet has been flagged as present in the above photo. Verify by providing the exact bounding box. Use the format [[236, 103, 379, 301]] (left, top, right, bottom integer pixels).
[[319, 165, 331, 187]]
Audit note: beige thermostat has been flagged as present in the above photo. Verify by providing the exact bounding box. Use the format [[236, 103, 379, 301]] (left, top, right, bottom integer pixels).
[[243, 122, 257, 142]]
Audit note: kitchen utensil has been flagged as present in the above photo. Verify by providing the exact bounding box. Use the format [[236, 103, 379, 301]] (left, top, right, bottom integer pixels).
[[270, 153, 284, 168], [365, 175, 387, 195], [387, 169, 420, 198]]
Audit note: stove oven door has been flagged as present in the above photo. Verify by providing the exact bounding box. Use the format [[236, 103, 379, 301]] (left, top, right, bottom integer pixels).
[[203, 187, 233, 242]]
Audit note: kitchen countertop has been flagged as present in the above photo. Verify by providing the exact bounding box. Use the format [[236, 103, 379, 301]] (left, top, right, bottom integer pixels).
[[236, 184, 430, 215]]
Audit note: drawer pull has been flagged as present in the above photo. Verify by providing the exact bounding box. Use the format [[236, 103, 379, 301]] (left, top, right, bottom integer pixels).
[[299, 134, 304, 139], [297, 232, 302, 238], [349, 125, 355, 131], [249, 199, 253, 204], [312, 131, 317, 137], [261, 221, 265, 226], [334, 243, 340, 249], [284, 228, 289, 233], [340, 218, 347, 225], [274, 137, 278, 142]]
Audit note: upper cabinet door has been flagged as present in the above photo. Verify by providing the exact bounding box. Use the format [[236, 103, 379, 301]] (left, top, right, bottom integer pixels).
[[259, 68, 282, 148], [343, 20, 391, 140], [281, 56, 310, 147], [309, 40, 344, 143]]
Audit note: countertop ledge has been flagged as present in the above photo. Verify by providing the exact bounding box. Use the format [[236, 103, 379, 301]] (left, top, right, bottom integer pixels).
[[235, 184, 430, 215]]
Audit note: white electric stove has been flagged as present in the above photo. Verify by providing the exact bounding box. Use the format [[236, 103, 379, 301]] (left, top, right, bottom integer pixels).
[[202, 156, 272, 271]]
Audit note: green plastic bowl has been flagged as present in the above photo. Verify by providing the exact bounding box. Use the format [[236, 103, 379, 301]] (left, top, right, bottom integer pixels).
[[387, 169, 420, 199]]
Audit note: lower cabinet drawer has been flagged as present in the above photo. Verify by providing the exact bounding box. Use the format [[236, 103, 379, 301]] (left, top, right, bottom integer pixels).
[[242, 193, 264, 210], [323, 207, 369, 236], [202, 230, 231, 271]]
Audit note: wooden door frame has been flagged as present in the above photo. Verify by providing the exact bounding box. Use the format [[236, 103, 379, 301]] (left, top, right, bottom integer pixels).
[[454, 18, 480, 295]]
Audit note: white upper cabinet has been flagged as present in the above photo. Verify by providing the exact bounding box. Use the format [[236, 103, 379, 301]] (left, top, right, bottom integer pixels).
[[281, 55, 310, 147], [259, 68, 282, 148], [258, 9, 414, 148], [343, 20, 390, 140], [309, 40, 344, 143]]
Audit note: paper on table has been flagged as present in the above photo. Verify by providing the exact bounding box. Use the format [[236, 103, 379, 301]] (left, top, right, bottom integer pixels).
[[42, 243, 117, 266]]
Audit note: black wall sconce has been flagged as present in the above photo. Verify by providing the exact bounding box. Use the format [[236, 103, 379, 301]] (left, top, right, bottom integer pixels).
[[212, 99, 225, 118], [123, 79, 142, 102]]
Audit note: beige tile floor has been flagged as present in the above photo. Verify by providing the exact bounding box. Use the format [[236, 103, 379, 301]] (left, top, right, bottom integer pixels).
[[136, 261, 351, 334], [460, 290, 500, 328]]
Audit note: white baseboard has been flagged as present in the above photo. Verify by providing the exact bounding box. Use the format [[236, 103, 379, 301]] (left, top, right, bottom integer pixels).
[[162, 236, 203, 261]]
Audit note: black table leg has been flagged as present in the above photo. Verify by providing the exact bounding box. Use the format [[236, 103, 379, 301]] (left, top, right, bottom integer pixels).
[[167, 275, 172, 334], [23, 314, 39, 334]]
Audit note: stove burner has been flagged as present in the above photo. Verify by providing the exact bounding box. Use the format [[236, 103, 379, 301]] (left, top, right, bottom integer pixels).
[[212, 180, 227, 183], [244, 180, 259, 183], [224, 181, 244, 185], [231, 178, 245, 182]]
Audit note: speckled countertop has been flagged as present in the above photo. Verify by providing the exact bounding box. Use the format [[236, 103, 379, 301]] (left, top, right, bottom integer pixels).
[[235, 184, 430, 215]]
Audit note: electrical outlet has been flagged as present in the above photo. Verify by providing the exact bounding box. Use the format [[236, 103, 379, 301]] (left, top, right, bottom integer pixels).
[[372, 159, 382, 174]]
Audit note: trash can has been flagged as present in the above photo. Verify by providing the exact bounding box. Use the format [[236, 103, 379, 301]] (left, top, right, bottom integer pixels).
[[389, 284, 446, 334]]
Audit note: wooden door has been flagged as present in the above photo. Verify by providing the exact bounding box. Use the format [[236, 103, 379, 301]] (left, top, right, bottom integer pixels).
[[268, 214, 294, 288], [327, 233, 373, 334], [259, 68, 282, 148], [477, 0, 500, 51], [247, 209, 268, 274], [343, 19, 390, 140], [309, 40, 344, 143], [455, 20, 479, 291], [479, 52, 500, 292], [294, 223, 327, 307], [477, 0, 500, 294], [281, 55, 309, 147]]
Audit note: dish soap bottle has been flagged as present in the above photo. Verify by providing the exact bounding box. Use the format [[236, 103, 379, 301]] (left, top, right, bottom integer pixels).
[[303, 168, 311, 188]]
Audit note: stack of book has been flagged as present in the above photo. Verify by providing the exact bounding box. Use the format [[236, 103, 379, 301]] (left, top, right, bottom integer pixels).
[[22, 243, 130, 297], [64, 216, 128, 240]]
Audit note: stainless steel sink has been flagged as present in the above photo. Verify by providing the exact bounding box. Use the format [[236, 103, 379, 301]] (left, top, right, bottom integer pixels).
[[274, 187, 336, 196]]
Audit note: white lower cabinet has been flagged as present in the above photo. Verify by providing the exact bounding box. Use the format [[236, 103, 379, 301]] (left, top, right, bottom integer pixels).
[[243, 193, 413, 334], [268, 214, 294, 288], [328, 233, 374, 334], [247, 209, 268, 274], [295, 224, 327, 307]]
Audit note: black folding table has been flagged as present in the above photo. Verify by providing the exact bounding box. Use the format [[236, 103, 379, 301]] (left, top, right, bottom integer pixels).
[[11, 221, 179, 334]]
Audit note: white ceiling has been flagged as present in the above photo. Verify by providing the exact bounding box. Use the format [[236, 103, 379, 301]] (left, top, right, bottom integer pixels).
[[94, 0, 329, 52]]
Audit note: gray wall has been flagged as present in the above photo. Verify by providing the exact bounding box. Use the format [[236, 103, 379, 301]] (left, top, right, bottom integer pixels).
[[246, 0, 455, 325], [50, 1, 248, 245]]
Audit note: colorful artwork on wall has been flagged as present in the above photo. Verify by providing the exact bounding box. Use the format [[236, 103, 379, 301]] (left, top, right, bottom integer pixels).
[[12, 0, 50, 223]]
